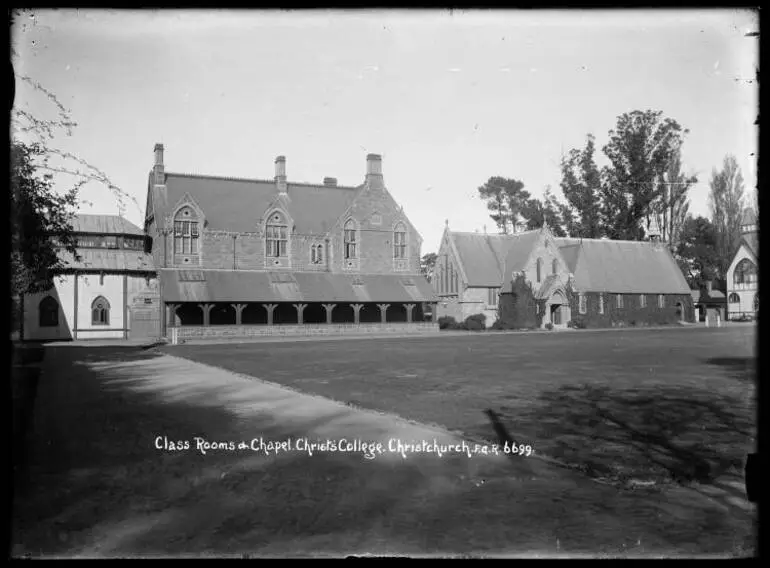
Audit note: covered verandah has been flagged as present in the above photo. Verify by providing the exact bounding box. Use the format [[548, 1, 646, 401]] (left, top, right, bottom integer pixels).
[[159, 269, 438, 340]]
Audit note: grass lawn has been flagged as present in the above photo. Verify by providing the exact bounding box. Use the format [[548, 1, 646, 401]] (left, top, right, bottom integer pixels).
[[167, 326, 757, 488], [11, 326, 756, 558]]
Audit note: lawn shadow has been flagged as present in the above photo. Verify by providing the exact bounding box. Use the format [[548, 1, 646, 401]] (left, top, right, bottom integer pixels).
[[703, 357, 757, 384]]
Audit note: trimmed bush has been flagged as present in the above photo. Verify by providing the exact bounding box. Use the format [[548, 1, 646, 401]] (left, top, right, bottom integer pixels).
[[438, 316, 457, 330], [464, 313, 487, 331], [545, 322, 553, 331]]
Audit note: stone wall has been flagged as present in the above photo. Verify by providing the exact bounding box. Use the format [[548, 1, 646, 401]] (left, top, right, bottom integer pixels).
[[567, 291, 695, 328], [171, 322, 439, 343]]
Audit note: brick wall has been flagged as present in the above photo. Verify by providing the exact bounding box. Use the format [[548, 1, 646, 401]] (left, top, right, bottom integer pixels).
[[567, 291, 695, 328], [172, 322, 439, 342], [153, 184, 422, 275]]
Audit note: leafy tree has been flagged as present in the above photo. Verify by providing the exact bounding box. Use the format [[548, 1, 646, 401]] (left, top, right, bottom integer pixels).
[[420, 252, 437, 282], [477, 177, 530, 234], [600, 110, 689, 240], [11, 142, 80, 296], [675, 215, 721, 287], [647, 149, 695, 251], [521, 186, 567, 236], [559, 134, 603, 238], [708, 154, 746, 276]]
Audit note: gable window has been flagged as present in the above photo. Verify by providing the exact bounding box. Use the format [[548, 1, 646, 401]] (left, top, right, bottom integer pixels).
[[344, 220, 357, 259], [174, 208, 200, 255], [658, 294, 665, 308], [536, 258, 543, 283], [579, 293, 587, 314], [728, 293, 740, 304], [598, 293, 605, 315], [393, 223, 407, 259], [616, 294, 624, 309], [640, 294, 647, 308], [39, 296, 59, 327], [266, 213, 288, 258], [734, 259, 757, 285], [91, 296, 110, 326], [552, 259, 558, 275]]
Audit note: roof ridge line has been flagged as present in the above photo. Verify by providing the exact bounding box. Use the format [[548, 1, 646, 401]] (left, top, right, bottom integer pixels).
[[165, 171, 359, 189]]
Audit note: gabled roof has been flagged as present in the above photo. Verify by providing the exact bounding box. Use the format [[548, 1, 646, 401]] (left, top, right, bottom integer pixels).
[[155, 172, 362, 235], [72, 214, 144, 236], [741, 232, 759, 258], [553, 238, 690, 294], [449, 230, 540, 287]]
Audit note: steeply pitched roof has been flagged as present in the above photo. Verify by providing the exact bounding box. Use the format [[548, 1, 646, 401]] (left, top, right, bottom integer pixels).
[[155, 173, 362, 234], [741, 232, 759, 258], [159, 270, 436, 303], [72, 214, 144, 236], [449, 230, 540, 287], [553, 238, 690, 294]]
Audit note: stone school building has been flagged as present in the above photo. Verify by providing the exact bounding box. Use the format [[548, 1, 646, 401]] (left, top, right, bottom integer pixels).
[[144, 144, 437, 341], [434, 223, 694, 329]]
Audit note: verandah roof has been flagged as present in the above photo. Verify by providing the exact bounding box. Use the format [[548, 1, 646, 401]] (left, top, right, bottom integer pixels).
[[159, 270, 437, 303]]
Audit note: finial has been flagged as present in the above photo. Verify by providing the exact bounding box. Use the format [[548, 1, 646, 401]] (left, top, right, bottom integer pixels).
[[483, 224, 487, 234]]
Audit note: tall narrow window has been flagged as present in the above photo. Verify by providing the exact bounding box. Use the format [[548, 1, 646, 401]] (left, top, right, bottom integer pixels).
[[173, 207, 200, 255], [599, 294, 605, 315], [393, 223, 407, 259], [39, 296, 59, 327], [310, 244, 324, 264], [658, 294, 665, 308], [640, 294, 647, 308], [91, 296, 110, 326], [536, 258, 543, 283], [449, 263, 455, 294], [344, 220, 357, 259], [266, 213, 288, 258], [579, 294, 587, 314], [488, 288, 499, 306], [552, 258, 558, 275], [616, 294, 624, 309]]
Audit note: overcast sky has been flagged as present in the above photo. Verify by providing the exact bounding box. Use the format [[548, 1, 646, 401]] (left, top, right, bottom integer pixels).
[[12, 9, 758, 254]]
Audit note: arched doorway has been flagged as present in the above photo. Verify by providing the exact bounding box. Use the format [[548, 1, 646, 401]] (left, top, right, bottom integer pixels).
[[547, 289, 570, 327]]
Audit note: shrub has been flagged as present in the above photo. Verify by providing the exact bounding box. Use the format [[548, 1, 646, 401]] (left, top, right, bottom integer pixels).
[[464, 313, 487, 331], [490, 320, 508, 331], [438, 316, 457, 330], [544, 322, 553, 330], [569, 318, 587, 329]]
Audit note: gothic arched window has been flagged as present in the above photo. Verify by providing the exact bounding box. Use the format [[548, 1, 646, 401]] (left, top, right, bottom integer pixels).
[[734, 259, 757, 285], [173, 206, 200, 255], [39, 296, 59, 327], [552, 258, 558, 275], [393, 222, 407, 259], [266, 212, 288, 258], [728, 293, 740, 304], [536, 258, 543, 283], [91, 296, 110, 326], [344, 220, 357, 259]]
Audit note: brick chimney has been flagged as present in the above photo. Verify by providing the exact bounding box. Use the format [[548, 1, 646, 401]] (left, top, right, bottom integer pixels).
[[365, 153, 384, 191], [153, 143, 165, 186], [323, 177, 338, 187], [275, 156, 287, 194]]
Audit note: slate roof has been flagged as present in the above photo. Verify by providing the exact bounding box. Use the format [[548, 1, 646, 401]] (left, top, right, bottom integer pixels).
[[72, 214, 144, 236], [449, 231, 540, 287], [159, 270, 437, 303], [741, 232, 759, 258], [57, 249, 155, 273], [153, 173, 362, 235], [448, 228, 691, 295], [553, 238, 691, 294]]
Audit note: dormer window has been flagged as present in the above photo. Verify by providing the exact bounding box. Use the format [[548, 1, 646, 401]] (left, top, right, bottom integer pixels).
[[266, 212, 288, 258], [344, 220, 357, 259], [174, 206, 200, 254]]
